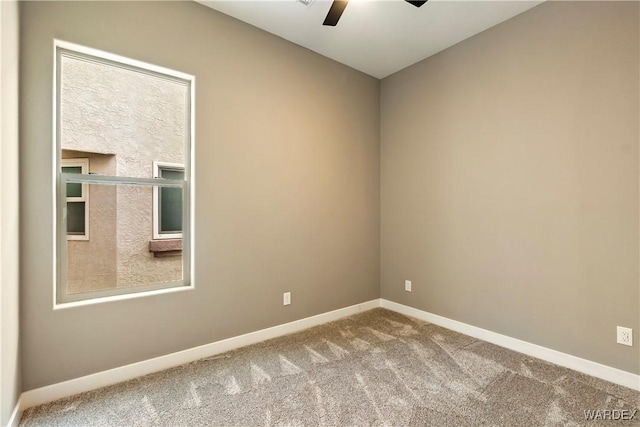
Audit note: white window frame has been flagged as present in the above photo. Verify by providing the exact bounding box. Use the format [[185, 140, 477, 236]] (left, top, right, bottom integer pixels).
[[53, 40, 195, 307], [61, 158, 89, 241], [153, 161, 184, 240]]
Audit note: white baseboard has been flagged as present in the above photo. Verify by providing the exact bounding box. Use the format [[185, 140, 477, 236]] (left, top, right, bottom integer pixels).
[[380, 299, 640, 391], [13, 297, 639, 421], [7, 396, 22, 427], [18, 299, 379, 412]]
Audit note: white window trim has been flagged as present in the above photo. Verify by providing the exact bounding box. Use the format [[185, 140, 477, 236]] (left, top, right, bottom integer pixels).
[[61, 158, 89, 241], [53, 39, 196, 307], [153, 161, 184, 240]]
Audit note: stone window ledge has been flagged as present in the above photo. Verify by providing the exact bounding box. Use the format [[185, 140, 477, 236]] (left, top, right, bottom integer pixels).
[[149, 239, 182, 258]]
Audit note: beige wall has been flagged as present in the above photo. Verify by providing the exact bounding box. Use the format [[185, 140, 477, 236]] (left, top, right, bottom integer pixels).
[[1, 0, 21, 424], [19, 0, 638, 395], [381, 1, 639, 374], [20, 1, 380, 390]]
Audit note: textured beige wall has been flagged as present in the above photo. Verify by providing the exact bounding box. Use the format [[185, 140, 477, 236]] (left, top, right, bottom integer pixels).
[[381, 1, 639, 374], [1, 0, 21, 424], [20, 1, 380, 389], [60, 56, 185, 292]]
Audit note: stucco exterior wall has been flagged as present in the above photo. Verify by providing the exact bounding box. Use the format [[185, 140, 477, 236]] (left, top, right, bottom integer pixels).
[[60, 53, 186, 292]]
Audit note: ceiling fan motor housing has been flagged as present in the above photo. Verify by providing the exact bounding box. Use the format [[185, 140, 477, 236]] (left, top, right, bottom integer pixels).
[[322, 0, 427, 27]]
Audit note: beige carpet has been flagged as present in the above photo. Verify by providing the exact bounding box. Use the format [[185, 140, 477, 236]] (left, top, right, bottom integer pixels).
[[20, 308, 640, 426]]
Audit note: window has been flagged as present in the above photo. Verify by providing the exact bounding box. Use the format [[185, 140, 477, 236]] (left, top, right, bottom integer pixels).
[[153, 162, 184, 240], [55, 40, 194, 305], [61, 158, 89, 240]]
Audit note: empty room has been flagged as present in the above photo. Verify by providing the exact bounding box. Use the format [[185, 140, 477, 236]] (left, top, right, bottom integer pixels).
[[1, 0, 639, 425]]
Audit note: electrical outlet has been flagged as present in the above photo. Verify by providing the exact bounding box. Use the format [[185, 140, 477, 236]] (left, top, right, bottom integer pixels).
[[617, 326, 633, 346], [283, 292, 291, 306], [405, 280, 412, 292]]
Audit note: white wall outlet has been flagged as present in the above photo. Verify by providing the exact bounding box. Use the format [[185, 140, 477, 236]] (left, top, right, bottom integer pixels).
[[405, 280, 412, 292], [617, 326, 633, 346], [283, 292, 291, 306]]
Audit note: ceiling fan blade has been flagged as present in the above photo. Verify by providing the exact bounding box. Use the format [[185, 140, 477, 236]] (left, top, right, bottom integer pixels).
[[323, 0, 349, 26], [405, 0, 428, 7]]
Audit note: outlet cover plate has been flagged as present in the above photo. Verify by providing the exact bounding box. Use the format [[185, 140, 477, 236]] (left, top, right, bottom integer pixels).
[[617, 326, 633, 346], [405, 280, 412, 292], [283, 292, 291, 306]]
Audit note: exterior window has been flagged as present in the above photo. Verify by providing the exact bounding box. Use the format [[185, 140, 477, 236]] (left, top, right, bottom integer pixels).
[[55, 40, 194, 304], [61, 158, 89, 240], [153, 162, 184, 240]]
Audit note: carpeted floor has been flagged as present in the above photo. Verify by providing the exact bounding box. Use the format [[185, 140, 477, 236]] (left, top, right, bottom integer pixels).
[[20, 308, 640, 426]]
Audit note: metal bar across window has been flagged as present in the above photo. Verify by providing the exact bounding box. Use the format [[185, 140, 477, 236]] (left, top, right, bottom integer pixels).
[[61, 173, 185, 188]]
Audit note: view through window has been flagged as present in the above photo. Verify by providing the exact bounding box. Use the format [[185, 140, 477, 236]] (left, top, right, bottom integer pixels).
[[61, 158, 89, 240], [55, 41, 194, 303]]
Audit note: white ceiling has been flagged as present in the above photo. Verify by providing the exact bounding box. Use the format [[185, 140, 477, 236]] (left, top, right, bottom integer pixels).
[[197, 0, 543, 79]]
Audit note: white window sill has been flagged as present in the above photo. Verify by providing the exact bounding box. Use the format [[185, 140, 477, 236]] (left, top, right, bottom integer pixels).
[[53, 284, 194, 310]]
